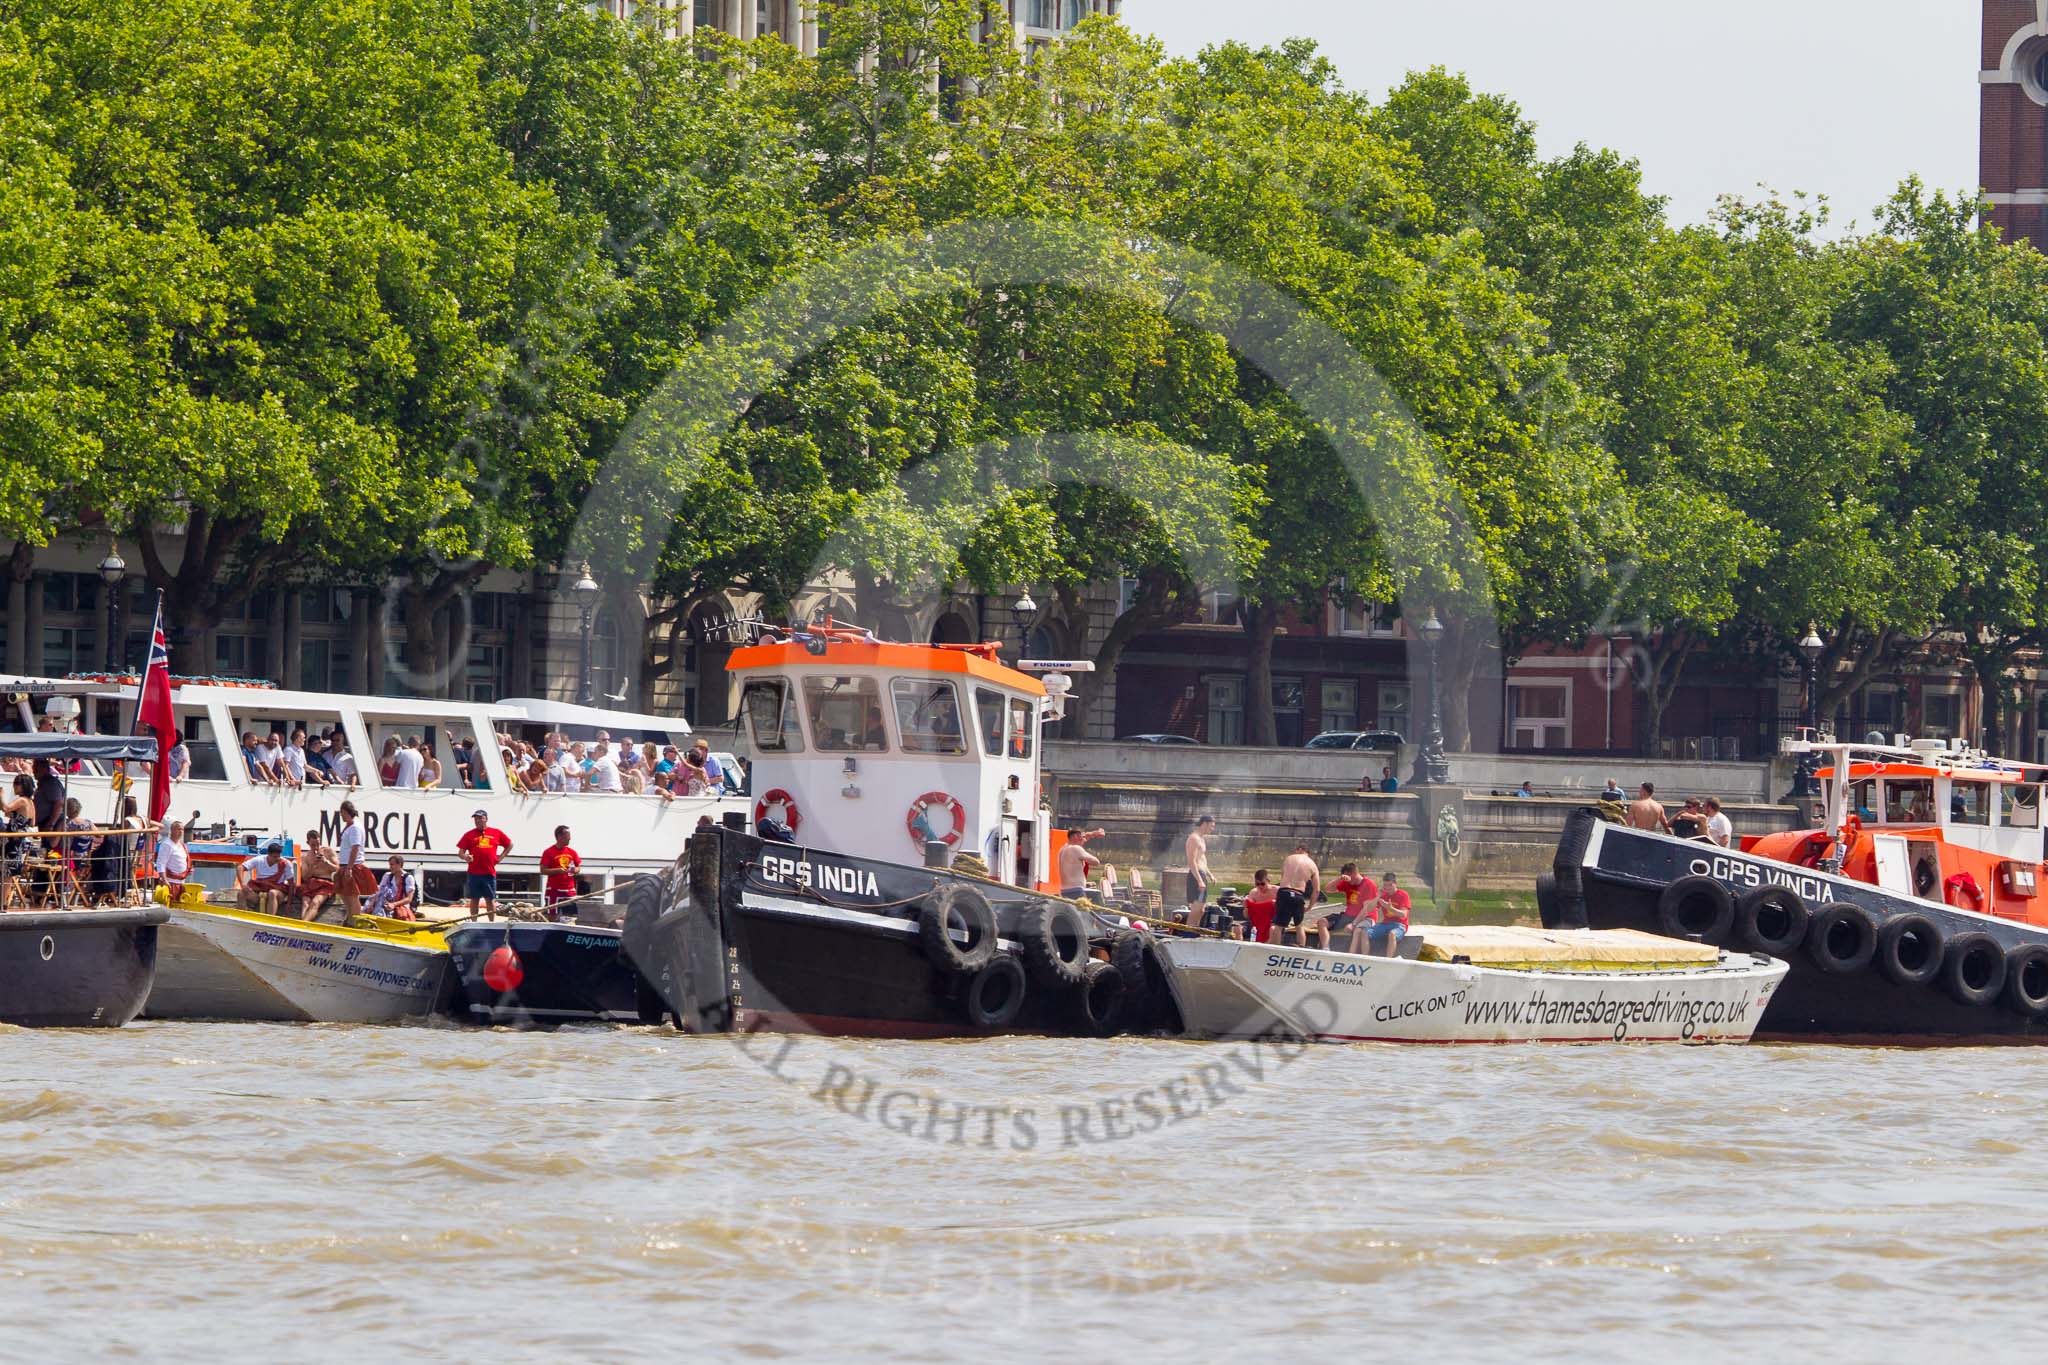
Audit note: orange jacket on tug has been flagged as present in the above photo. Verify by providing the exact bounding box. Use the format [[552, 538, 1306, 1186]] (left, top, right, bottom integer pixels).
[[1549, 735, 2048, 1041]]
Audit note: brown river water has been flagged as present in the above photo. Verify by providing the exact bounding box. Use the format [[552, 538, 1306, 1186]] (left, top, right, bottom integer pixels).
[[3, 1023, 2044, 1361]]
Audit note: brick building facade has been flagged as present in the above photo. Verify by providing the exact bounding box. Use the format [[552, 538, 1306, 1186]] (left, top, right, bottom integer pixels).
[[1982, 0, 2048, 248]]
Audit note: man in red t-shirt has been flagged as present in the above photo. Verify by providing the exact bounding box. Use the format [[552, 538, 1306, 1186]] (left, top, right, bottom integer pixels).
[[1329, 862, 1379, 954], [1242, 868, 1278, 944], [1368, 871, 1413, 956], [538, 824, 582, 921], [455, 809, 513, 921]]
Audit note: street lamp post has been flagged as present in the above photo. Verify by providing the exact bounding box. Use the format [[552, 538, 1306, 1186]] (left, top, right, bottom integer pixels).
[[1793, 624, 1826, 798], [572, 563, 601, 707], [1014, 588, 1037, 658], [98, 545, 126, 672], [1414, 609, 1451, 787]]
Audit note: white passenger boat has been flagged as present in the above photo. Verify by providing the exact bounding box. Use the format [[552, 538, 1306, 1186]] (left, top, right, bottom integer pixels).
[[1160, 927, 1788, 1044], [4, 676, 747, 895], [145, 900, 449, 1023]]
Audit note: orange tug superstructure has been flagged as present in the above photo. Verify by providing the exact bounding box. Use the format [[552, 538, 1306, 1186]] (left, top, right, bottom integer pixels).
[[1549, 734, 2048, 1039], [1747, 739, 2047, 923]]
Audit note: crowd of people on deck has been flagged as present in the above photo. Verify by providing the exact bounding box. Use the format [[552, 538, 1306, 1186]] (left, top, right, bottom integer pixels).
[[191, 723, 743, 801]]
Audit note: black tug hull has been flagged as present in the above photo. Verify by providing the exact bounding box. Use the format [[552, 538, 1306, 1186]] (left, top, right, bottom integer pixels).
[[625, 828, 1146, 1039], [443, 921, 647, 1027], [1553, 808, 2048, 1042], [0, 908, 165, 1028]]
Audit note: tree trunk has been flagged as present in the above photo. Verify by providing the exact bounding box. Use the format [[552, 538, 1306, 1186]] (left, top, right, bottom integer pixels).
[[1637, 628, 1693, 759], [398, 564, 489, 698], [1242, 600, 1277, 748], [1079, 571, 1190, 740], [1435, 616, 1490, 753]]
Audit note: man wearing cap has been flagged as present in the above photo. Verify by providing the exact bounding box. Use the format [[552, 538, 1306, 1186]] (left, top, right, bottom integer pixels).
[[455, 809, 513, 921], [236, 840, 298, 916]]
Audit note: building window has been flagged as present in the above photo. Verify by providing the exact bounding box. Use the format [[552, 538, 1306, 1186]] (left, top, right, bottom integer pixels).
[[1329, 599, 1397, 637], [1508, 680, 1571, 750], [215, 634, 252, 677], [1199, 589, 1240, 626], [1924, 690, 1962, 739], [592, 609, 623, 702], [1320, 679, 1357, 732], [1376, 683, 1411, 739], [467, 643, 508, 703], [1205, 674, 1244, 747], [1273, 676, 1304, 747], [1863, 686, 1899, 736], [42, 573, 99, 615], [1025, 0, 1056, 27], [42, 626, 96, 675]]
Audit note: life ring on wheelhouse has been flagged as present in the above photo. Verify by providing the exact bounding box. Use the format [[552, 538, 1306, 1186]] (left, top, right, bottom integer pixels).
[[754, 789, 801, 835], [907, 792, 968, 851], [1944, 871, 1986, 915]]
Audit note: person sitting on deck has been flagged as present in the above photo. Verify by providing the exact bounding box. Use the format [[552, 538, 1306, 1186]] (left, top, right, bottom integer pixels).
[[236, 841, 297, 916], [1243, 869, 1278, 944], [297, 828, 339, 921], [1330, 863, 1378, 952], [2, 774, 36, 907], [1367, 873, 1411, 957], [369, 853, 419, 922]]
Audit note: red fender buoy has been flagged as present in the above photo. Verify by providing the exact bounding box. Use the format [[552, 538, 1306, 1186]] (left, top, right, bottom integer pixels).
[[483, 944, 524, 993]]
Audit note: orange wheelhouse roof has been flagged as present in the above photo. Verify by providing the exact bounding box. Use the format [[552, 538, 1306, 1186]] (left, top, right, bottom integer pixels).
[[728, 635, 1046, 697]]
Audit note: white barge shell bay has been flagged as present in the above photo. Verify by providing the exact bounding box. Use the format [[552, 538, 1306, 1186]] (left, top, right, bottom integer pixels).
[[1161, 938, 1789, 1044], [144, 905, 448, 1023]]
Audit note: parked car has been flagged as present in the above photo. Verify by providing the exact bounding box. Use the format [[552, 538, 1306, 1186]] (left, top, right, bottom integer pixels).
[[1120, 733, 1200, 745], [1304, 730, 1406, 752]]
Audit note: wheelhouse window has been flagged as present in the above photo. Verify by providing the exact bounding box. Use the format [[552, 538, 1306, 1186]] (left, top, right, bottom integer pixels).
[[742, 679, 804, 752], [1884, 779, 1934, 824], [803, 676, 885, 752], [1847, 777, 1876, 820], [2002, 784, 2042, 830], [975, 687, 1006, 758], [1007, 697, 1035, 759], [892, 678, 965, 755], [1950, 781, 1991, 826]]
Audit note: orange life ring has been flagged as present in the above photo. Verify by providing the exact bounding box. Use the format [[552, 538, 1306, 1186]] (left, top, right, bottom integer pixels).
[[907, 792, 967, 850], [755, 788, 801, 835], [1945, 871, 1985, 914]]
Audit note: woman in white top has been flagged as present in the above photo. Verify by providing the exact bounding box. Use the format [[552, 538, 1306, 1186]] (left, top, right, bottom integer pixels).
[[334, 800, 366, 915], [155, 820, 191, 893]]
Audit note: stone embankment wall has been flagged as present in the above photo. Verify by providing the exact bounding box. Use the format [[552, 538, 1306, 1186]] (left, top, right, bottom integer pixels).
[[1044, 741, 1797, 897]]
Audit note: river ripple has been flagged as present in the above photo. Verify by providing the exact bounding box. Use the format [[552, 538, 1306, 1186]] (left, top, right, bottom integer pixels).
[[3, 1024, 2045, 1361]]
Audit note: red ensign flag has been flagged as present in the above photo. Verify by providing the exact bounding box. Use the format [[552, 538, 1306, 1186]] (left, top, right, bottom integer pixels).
[[136, 598, 175, 822]]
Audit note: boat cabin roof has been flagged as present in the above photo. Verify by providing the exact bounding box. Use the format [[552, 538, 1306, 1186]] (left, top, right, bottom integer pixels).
[[728, 633, 1045, 697]]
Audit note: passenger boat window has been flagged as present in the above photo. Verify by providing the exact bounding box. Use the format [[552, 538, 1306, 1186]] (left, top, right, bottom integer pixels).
[[1007, 697, 1034, 759], [1884, 779, 1934, 824], [179, 713, 228, 782], [1951, 782, 1991, 826], [974, 688, 1006, 758], [1848, 778, 1876, 821], [2002, 784, 2042, 830], [742, 680, 804, 752], [892, 679, 965, 754], [802, 676, 885, 752]]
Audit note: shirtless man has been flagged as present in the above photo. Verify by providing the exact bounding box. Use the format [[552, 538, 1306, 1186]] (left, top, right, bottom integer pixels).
[[1629, 782, 1672, 833], [1056, 827, 1108, 901], [1184, 814, 1216, 924], [1277, 843, 1322, 948]]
